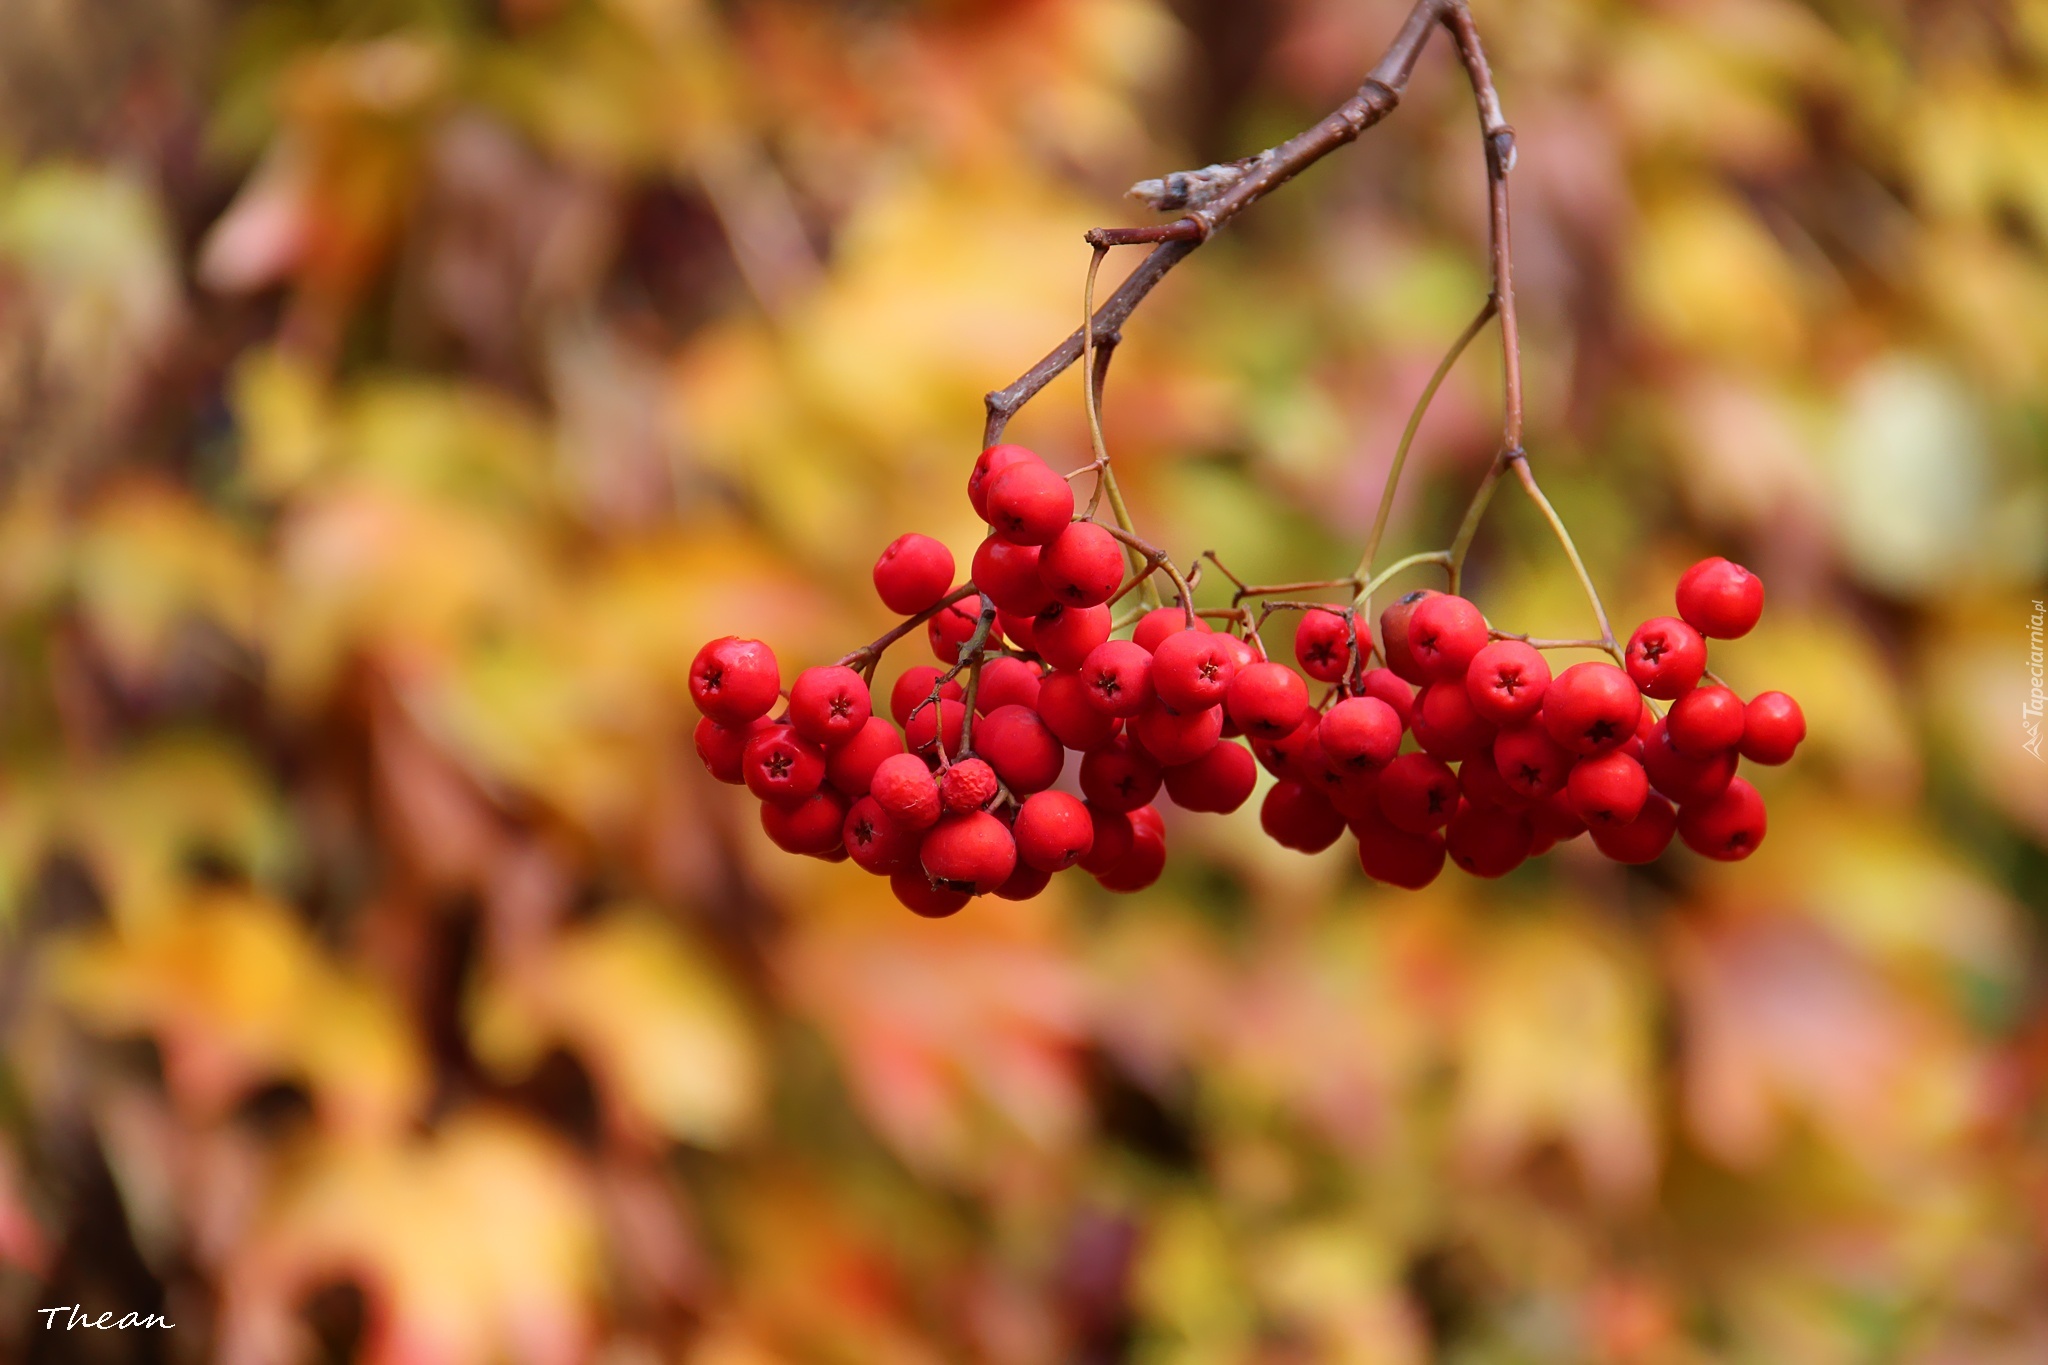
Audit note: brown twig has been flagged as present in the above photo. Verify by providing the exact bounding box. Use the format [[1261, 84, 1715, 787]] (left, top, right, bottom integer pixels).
[[837, 583, 978, 680]]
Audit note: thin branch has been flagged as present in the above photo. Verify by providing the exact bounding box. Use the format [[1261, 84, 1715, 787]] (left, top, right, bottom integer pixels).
[[837, 583, 978, 678]]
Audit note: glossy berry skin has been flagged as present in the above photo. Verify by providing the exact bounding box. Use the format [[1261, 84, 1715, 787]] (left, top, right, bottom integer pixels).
[[742, 727, 826, 807], [1566, 751, 1650, 826], [975, 704, 1064, 793], [1353, 805, 1447, 889], [1740, 691, 1806, 765], [1677, 776, 1767, 861], [1013, 791, 1094, 871], [690, 637, 782, 725], [1378, 590, 1441, 685], [1079, 735, 1163, 812], [1589, 794, 1677, 865], [1360, 668, 1416, 730], [1096, 806, 1167, 893], [1377, 753, 1461, 834], [789, 666, 872, 749], [1076, 803, 1134, 875], [1540, 663, 1642, 756], [1035, 671, 1121, 751], [1250, 714, 1326, 785], [1133, 608, 1210, 654], [1293, 609, 1353, 684], [1529, 791, 1589, 846], [1162, 740, 1257, 814], [1031, 602, 1112, 671], [824, 716, 904, 797], [890, 667, 962, 728], [921, 811, 1017, 894], [1668, 685, 1746, 757], [873, 534, 956, 615], [1640, 719, 1738, 806], [904, 698, 966, 761], [1460, 742, 1531, 810], [1411, 682, 1497, 763], [1676, 557, 1765, 639], [1407, 596, 1490, 682], [972, 535, 1052, 617], [1132, 699, 1223, 768], [1079, 640, 1154, 717], [997, 611, 1038, 654], [1447, 803, 1535, 878], [1151, 629, 1239, 712], [761, 788, 849, 857], [940, 758, 999, 813], [974, 657, 1042, 715], [1260, 781, 1348, 853], [1225, 661, 1310, 739], [993, 862, 1053, 900], [928, 593, 1000, 665], [843, 796, 917, 874], [1624, 617, 1707, 700], [968, 444, 1039, 521], [1319, 697, 1402, 774], [984, 460, 1074, 546], [1039, 522, 1125, 607], [1464, 640, 1550, 724], [1494, 722, 1574, 798], [695, 715, 775, 785], [892, 869, 969, 919], [870, 752, 941, 831]]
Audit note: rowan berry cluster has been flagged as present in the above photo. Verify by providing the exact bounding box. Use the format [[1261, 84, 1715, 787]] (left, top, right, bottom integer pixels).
[[689, 442, 1804, 916]]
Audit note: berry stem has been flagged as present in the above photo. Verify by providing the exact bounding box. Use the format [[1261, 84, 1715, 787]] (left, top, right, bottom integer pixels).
[[1080, 245, 1159, 610], [1356, 549, 1454, 604], [837, 582, 979, 679], [1095, 523, 1196, 625], [1506, 453, 1621, 660]]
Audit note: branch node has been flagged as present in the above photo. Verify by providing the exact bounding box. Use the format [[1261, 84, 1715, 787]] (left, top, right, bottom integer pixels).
[[1488, 127, 1517, 177]]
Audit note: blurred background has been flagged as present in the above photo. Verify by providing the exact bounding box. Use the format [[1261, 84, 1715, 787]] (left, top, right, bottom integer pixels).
[[0, 0, 2044, 1360]]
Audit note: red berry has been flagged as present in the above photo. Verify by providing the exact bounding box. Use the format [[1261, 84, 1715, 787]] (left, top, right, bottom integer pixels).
[[1352, 805, 1447, 889], [969, 444, 1040, 522], [1494, 722, 1573, 798], [1328, 765, 1382, 824], [1411, 681, 1497, 762], [1377, 752, 1460, 833], [1528, 790, 1589, 845], [789, 665, 872, 749], [1132, 700, 1223, 768], [985, 460, 1074, 546], [1225, 661, 1310, 739], [742, 726, 826, 806], [1459, 743, 1531, 810], [993, 861, 1054, 900], [1260, 780, 1347, 853], [1624, 617, 1707, 699], [904, 697, 966, 761], [997, 610, 1038, 654], [1539, 662, 1642, 756], [1639, 718, 1737, 806], [940, 757, 999, 813], [928, 593, 1000, 665], [1293, 608, 1354, 683], [1031, 601, 1112, 671], [1039, 522, 1125, 607], [1318, 697, 1402, 773], [891, 869, 969, 918], [921, 810, 1017, 893], [890, 666, 963, 728], [1407, 595, 1489, 682], [761, 788, 848, 856], [1014, 791, 1094, 871], [1151, 629, 1240, 713], [1078, 734, 1163, 812], [1446, 803, 1534, 878], [1095, 805, 1166, 893], [1464, 640, 1550, 724], [1076, 803, 1134, 875], [1740, 691, 1805, 765], [1676, 776, 1767, 861], [1133, 608, 1211, 654], [1377, 590, 1441, 685], [1036, 670, 1121, 751], [975, 703, 1064, 793], [1249, 713, 1325, 784], [843, 796, 917, 874], [1566, 751, 1650, 826], [1676, 557, 1764, 639], [1079, 639, 1154, 717], [1667, 685, 1745, 757], [1360, 667, 1416, 729], [824, 716, 904, 797], [1162, 740, 1257, 814], [690, 636, 782, 725], [974, 656, 1042, 714], [870, 752, 941, 831], [695, 715, 775, 784], [1589, 793, 1677, 864], [971, 535, 1052, 616], [873, 534, 955, 615]]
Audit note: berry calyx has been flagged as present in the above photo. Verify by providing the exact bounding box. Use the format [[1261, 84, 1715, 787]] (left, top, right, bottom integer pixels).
[[1667, 685, 1745, 757], [789, 665, 873, 749], [1013, 791, 1094, 871], [1624, 617, 1707, 699], [1407, 595, 1490, 681], [844, 796, 917, 874], [1739, 691, 1805, 765], [1464, 639, 1550, 724], [874, 534, 956, 615], [742, 726, 826, 806], [690, 636, 782, 725], [1151, 629, 1240, 713], [1675, 557, 1765, 639], [1079, 639, 1155, 717], [1676, 776, 1767, 861], [1494, 722, 1573, 798], [1039, 522, 1125, 607]]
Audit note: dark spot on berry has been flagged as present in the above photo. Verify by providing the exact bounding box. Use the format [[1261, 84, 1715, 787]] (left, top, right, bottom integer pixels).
[[1585, 719, 1618, 745], [766, 752, 792, 780], [1642, 638, 1666, 664], [1427, 788, 1448, 814], [853, 817, 876, 843], [830, 696, 852, 718], [1518, 764, 1542, 785], [702, 664, 724, 690]]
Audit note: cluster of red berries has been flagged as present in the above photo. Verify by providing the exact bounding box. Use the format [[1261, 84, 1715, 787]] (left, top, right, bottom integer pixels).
[[690, 443, 1805, 915]]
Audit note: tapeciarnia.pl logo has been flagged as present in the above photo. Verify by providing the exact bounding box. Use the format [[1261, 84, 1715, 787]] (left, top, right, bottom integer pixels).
[[2027, 599, 2045, 761]]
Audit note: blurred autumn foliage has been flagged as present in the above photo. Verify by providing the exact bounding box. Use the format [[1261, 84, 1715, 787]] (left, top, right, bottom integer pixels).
[[0, 0, 2044, 1361]]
